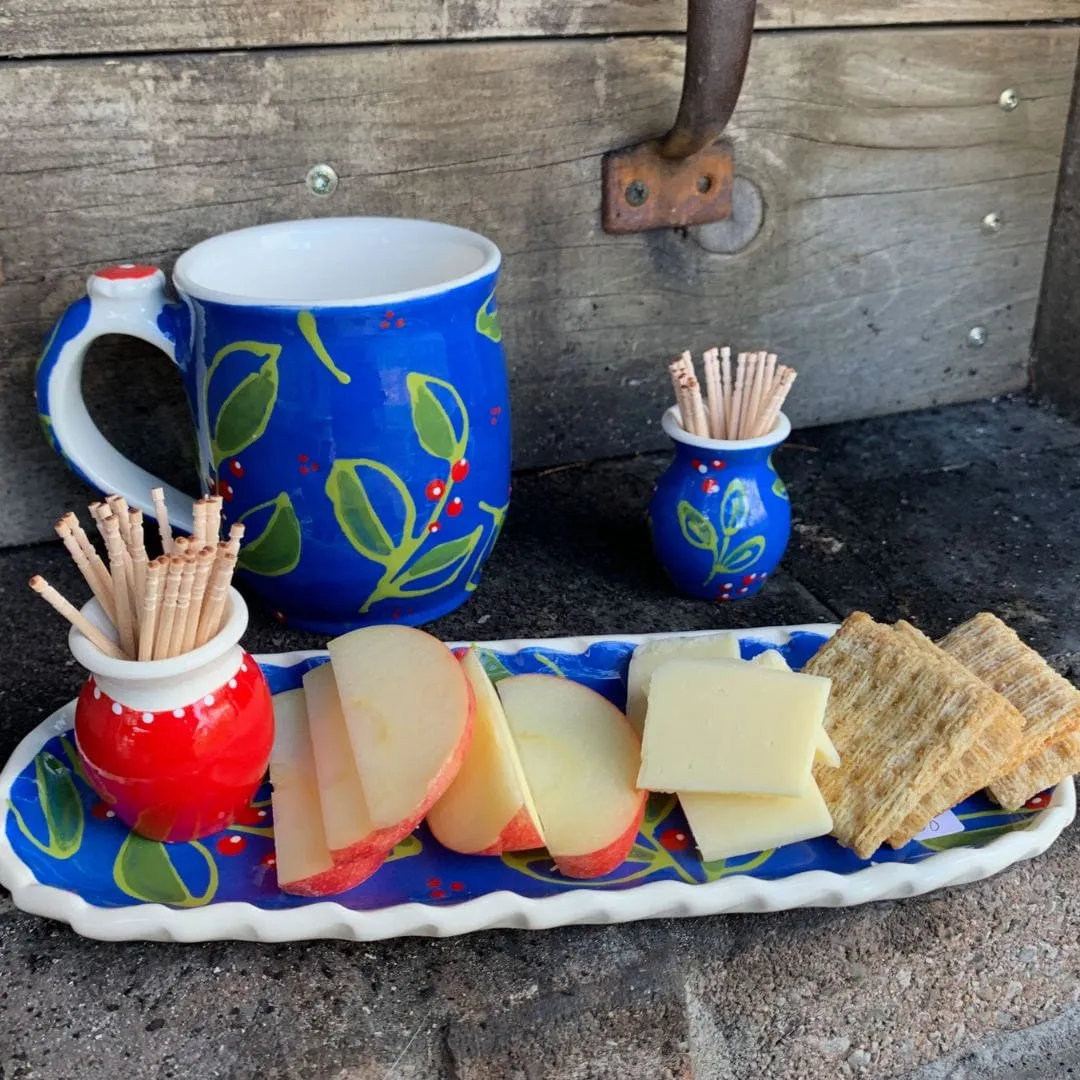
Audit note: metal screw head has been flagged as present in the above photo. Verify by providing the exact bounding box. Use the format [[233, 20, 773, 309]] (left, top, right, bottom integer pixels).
[[999, 88, 1020, 111], [625, 180, 649, 207], [982, 211, 1003, 234], [306, 164, 339, 197], [968, 326, 989, 347]]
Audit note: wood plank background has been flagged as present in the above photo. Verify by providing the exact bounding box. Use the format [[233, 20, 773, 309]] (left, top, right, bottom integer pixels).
[[1, 26, 1076, 545], [4, 0, 1079, 58]]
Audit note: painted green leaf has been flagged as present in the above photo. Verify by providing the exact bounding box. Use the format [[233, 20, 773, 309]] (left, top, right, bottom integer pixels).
[[628, 843, 657, 863], [476, 292, 502, 343], [719, 479, 750, 537], [327, 459, 415, 563], [772, 476, 788, 499], [385, 834, 423, 862], [39, 414, 57, 454], [644, 793, 677, 828], [466, 499, 508, 593], [236, 492, 302, 576], [37, 752, 83, 857], [920, 824, 1018, 851], [114, 834, 218, 907], [399, 526, 482, 593], [10, 750, 84, 859], [407, 373, 467, 462], [211, 349, 281, 466], [297, 311, 350, 385], [718, 535, 766, 574], [477, 648, 514, 683], [677, 501, 717, 551]]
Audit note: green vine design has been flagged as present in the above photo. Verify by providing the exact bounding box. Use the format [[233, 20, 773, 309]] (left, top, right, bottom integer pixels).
[[476, 292, 502, 343], [501, 793, 778, 886], [465, 500, 508, 593], [298, 311, 351, 384], [326, 372, 499, 614], [768, 452, 788, 500], [677, 478, 766, 585]]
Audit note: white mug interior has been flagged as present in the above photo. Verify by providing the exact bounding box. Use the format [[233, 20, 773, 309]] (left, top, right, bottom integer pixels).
[[172, 217, 502, 308]]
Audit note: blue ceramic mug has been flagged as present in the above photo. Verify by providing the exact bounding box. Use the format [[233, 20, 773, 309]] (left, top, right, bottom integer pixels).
[[648, 406, 791, 601], [36, 218, 511, 633]]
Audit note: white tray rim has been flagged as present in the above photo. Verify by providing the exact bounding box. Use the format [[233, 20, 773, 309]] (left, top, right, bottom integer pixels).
[[0, 623, 1073, 942]]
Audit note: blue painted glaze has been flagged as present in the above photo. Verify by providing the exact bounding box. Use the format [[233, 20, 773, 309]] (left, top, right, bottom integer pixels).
[[186, 276, 510, 633], [6, 632, 1051, 912], [649, 421, 791, 602]]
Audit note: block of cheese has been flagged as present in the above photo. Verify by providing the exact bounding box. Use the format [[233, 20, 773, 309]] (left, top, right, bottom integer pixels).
[[751, 650, 840, 769], [637, 658, 831, 795], [625, 632, 740, 735], [680, 781, 833, 862]]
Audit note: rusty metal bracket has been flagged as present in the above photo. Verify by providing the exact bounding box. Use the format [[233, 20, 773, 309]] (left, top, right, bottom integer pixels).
[[601, 0, 757, 234]]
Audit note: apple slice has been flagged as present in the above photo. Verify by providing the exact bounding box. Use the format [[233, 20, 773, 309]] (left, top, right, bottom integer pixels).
[[269, 688, 384, 897], [427, 648, 544, 855], [327, 624, 475, 831], [303, 661, 413, 862], [496, 674, 646, 879]]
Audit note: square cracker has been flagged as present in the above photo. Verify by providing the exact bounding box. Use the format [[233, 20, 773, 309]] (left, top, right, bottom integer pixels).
[[805, 612, 1020, 859], [939, 612, 1080, 773], [988, 730, 1080, 810], [884, 621, 1022, 847]]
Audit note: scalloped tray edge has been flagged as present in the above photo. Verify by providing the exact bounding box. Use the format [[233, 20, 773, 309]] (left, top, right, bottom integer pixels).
[[0, 624, 1074, 942]]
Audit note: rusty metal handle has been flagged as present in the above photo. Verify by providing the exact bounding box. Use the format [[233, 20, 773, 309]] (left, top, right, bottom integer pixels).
[[601, 0, 757, 233], [662, 0, 757, 160]]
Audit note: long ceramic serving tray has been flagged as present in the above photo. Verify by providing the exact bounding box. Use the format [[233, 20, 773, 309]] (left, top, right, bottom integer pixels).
[[0, 624, 1074, 942]]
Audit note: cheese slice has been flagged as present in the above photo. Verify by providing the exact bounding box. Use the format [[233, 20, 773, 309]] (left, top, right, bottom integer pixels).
[[637, 658, 830, 795], [680, 781, 833, 862], [751, 650, 841, 768], [625, 632, 740, 735]]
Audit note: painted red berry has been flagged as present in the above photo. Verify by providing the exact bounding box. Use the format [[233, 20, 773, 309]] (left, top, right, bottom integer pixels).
[[427, 877, 441, 888], [273, 610, 287, 624], [701, 479, 720, 495], [712, 459, 726, 469], [450, 881, 465, 892], [298, 454, 309, 463], [446, 497, 464, 517], [718, 594, 731, 602], [451, 459, 470, 482], [311, 462, 320, 471], [385, 311, 394, 319], [425, 479, 445, 500], [218, 480, 234, 502], [738, 587, 749, 595], [428, 522, 440, 533], [216, 834, 247, 856], [1024, 792, 1052, 810], [91, 801, 116, 820], [379, 321, 391, 330], [395, 318, 405, 328], [660, 828, 691, 851], [691, 459, 702, 471], [742, 574, 757, 585], [228, 459, 244, 478], [260, 852, 277, 870], [299, 465, 309, 475], [430, 888, 446, 899], [722, 583, 733, 590]]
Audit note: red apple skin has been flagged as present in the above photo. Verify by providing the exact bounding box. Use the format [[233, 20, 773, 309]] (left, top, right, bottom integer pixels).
[[551, 794, 647, 880], [454, 804, 546, 857], [327, 679, 476, 866], [279, 843, 391, 898]]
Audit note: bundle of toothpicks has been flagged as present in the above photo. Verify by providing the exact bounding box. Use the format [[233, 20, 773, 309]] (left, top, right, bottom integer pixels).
[[669, 347, 796, 440], [30, 489, 245, 662]]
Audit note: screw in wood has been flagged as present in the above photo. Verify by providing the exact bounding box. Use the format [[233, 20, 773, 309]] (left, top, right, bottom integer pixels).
[[624, 180, 649, 207], [998, 89, 1020, 111], [982, 212, 1003, 234], [968, 326, 988, 347], [306, 164, 339, 197]]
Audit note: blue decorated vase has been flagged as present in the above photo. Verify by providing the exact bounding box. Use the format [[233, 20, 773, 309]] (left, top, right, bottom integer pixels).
[[35, 218, 511, 634], [648, 406, 791, 601]]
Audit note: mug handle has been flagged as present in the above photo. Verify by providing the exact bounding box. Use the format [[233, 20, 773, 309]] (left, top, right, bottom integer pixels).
[[34, 264, 195, 534]]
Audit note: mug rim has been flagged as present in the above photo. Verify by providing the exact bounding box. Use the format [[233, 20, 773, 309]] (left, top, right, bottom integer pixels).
[[172, 216, 502, 309], [661, 405, 791, 451]]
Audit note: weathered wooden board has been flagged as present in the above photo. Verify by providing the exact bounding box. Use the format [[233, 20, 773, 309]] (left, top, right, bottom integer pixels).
[[3, 0, 1080, 58], [0, 26, 1075, 545]]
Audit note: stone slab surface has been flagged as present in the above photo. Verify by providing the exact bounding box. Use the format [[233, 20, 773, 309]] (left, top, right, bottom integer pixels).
[[1, 397, 1079, 1079]]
